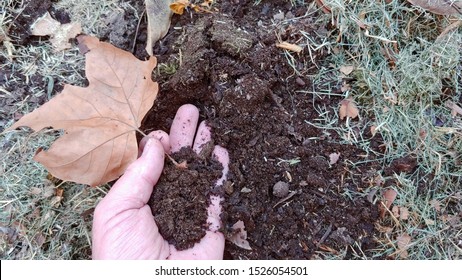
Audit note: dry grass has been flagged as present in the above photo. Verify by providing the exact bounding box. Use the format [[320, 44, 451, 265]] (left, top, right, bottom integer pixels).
[[0, 0, 122, 259], [296, 0, 462, 259]]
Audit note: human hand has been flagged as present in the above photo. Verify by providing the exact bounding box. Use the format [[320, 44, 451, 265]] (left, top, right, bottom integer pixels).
[[92, 104, 229, 259]]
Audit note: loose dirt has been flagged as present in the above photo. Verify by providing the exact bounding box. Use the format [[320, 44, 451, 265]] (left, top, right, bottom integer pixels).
[[140, 0, 383, 259]]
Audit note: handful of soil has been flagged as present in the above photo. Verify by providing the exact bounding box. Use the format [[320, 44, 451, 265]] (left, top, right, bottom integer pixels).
[[148, 146, 223, 250]]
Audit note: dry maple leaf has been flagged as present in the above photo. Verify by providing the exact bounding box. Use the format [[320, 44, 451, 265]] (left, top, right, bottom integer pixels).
[[339, 98, 359, 120], [7, 35, 158, 187], [407, 0, 462, 15], [145, 0, 174, 56], [30, 12, 81, 51]]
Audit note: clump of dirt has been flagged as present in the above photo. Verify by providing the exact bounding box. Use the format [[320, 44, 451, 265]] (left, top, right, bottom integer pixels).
[[141, 0, 383, 259], [149, 147, 223, 250]]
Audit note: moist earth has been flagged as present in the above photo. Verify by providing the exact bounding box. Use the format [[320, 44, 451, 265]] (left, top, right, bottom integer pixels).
[[141, 0, 383, 259]]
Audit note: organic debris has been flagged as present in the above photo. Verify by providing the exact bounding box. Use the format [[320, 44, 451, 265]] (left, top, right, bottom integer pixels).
[[7, 36, 158, 186], [407, 0, 462, 15], [228, 220, 252, 250], [339, 98, 359, 120], [30, 12, 81, 51], [145, 0, 174, 56]]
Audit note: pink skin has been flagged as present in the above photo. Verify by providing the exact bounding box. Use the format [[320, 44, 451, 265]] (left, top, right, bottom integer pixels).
[[92, 104, 229, 259]]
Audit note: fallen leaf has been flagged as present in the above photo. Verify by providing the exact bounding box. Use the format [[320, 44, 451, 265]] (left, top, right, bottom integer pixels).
[[399, 207, 409, 220], [314, 0, 331, 13], [379, 189, 398, 218], [370, 125, 377, 136], [392, 205, 400, 217], [170, 0, 189, 14], [429, 199, 441, 212], [445, 100, 462, 117], [7, 35, 158, 186], [276, 41, 303, 53], [229, 220, 252, 250], [396, 233, 411, 259], [339, 98, 359, 120], [407, 0, 462, 15], [339, 65, 354, 75], [30, 12, 81, 51], [329, 152, 340, 165], [145, 0, 174, 56]]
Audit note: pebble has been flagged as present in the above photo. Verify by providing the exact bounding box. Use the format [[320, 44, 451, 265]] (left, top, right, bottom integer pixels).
[[273, 181, 289, 197]]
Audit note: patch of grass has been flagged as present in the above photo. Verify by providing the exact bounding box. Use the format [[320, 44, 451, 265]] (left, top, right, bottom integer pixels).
[[0, 129, 109, 259], [0, 0, 122, 259], [298, 0, 462, 259]]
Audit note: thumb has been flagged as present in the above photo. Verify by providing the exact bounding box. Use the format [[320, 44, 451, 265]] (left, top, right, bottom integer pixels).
[[104, 137, 165, 209]]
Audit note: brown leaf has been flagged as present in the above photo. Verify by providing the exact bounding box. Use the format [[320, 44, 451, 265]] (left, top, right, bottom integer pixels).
[[339, 98, 359, 120], [145, 0, 174, 56], [379, 189, 398, 218], [170, 0, 189, 14], [7, 36, 158, 186], [407, 0, 462, 15], [399, 207, 409, 220], [30, 12, 81, 51], [396, 233, 411, 259], [314, 0, 331, 13], [229, 220, 252, 250], [339, 65, 354, 75], [329, 152, 340, 165]]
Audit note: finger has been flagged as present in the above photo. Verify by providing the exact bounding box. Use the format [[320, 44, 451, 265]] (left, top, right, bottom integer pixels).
[[207, 145, 229, 231], [193, 121, 212, 154], [104, 137, 165, 209], [169, 104, 199, 153], [212, 145, 230, 187], [138, 130, 170, 156]]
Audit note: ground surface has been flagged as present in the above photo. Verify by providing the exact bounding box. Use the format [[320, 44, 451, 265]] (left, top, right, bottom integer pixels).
[[1, 0, 461, 259], [143, 0, 384, 259]]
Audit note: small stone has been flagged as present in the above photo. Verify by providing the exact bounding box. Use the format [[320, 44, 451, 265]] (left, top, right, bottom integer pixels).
[[224, 181, 234, 195], [273, 181, 289, 197], [296, 77, 306, 86]]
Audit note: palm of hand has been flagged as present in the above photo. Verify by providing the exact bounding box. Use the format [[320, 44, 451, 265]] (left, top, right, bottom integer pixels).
[[92, 105, 229, 259]]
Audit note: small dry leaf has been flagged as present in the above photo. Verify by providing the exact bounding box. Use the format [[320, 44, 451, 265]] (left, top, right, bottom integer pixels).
[[8, 36, 158, 186], [339, 65, 354, 75], [145, 0, 174, 56], [276, 41, 303, 53], [370, 125, 377, 136], [379, 189, 398, 218], [392, 205, 400, 217], [445, 100, 462, 117], [314, 0, 331, 13], [429, 199, 441, 212], [399, 207, 409, 220], [329, 152, 340, 165], [396, 233, 411, 259], [229, 220, 252, 250], [170, 0, 189, 14], [407, 0, 462, 15], [30, 12, 81, 51], [425, 218, 436, 226], [339, 98, 359, 120]]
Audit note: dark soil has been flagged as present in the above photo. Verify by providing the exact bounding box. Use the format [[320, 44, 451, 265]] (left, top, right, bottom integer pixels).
[[140, 0, 383, 259], [149, 147, 223, 250]]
